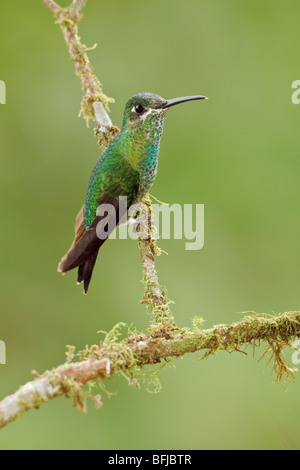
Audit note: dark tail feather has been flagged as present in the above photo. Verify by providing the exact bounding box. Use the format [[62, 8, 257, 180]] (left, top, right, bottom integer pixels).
[[77, 250, 100, 294]]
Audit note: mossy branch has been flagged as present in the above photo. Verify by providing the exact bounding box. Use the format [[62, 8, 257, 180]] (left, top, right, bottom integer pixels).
[[42, 0, 118, 150], [0, 311, 299, 429], [0, 0, 297, 431]]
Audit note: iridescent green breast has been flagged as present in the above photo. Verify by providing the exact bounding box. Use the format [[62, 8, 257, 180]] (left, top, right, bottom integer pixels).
[[138, 138, 161, 198], [136, 114, 165, 199]]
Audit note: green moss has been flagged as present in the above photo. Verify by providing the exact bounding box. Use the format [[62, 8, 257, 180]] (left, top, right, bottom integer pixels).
[[192, 316, 205, 330]]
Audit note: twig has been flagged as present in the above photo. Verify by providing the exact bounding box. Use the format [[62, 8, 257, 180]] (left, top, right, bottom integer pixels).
[[138, 197, 164, 304], [42, 0, 118, 149], [42, 0, 61, 15], [69, 0, 88, 22], [137, 197, 177, 331], [0, 359, 110, 429]]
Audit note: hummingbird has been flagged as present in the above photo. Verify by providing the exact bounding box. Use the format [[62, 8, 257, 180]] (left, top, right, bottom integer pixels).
[[58, 92, 207, 293]]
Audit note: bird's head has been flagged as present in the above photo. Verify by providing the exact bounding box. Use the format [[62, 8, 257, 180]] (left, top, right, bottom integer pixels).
[[122, 92, 207, 131]]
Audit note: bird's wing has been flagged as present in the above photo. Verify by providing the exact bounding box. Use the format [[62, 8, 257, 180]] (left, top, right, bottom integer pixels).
[[58, 182, 139, 275]]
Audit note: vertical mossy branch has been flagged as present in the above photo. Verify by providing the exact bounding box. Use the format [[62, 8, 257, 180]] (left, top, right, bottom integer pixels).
[[137, 196, 176, 331], [138, 196, 164, 304]]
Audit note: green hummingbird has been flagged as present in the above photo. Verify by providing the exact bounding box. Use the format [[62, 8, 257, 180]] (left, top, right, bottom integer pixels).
[[58, 92, 207, 293]]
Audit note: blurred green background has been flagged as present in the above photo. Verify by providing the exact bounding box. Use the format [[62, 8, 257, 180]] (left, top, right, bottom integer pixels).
[[1, 0, 300, 450]]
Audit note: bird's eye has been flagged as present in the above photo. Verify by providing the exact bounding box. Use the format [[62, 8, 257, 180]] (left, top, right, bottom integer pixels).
[[133, 104, 146, 115]]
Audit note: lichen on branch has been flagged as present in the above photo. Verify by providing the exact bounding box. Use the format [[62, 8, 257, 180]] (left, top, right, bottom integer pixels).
[[0, 311, 299, 429]]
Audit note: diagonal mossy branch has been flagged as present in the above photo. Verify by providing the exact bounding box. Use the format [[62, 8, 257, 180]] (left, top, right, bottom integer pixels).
[[0, 311, 299, 429], [42, 0, 119, 150]]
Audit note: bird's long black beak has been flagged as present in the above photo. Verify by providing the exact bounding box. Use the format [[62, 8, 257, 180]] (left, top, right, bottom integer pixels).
[[161, 95, 208, 109]]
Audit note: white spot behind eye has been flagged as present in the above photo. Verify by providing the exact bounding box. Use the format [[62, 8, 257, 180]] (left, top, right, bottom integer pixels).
[[132, 109, 157, 125]]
